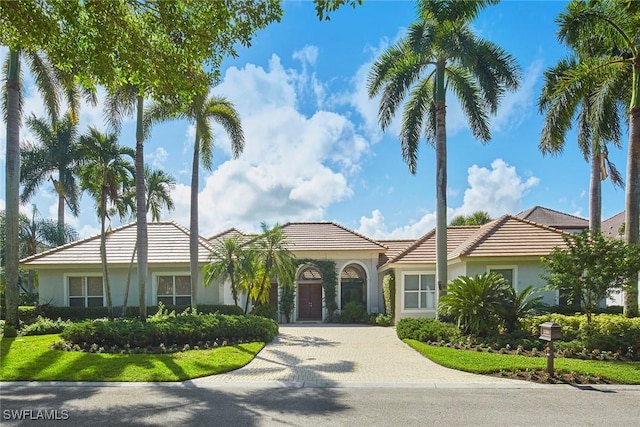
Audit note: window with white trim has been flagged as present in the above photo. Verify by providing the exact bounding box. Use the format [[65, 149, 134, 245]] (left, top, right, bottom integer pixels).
[[157, 275, 191, 305], [404, 273, 436, 309], [68, 276, 104, 307]]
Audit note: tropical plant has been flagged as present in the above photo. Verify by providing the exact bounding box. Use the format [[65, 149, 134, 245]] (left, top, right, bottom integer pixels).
[[538, 48, 624, 233], [553, 0, 640, 316], [367, 0, 520, 294], [542, 231, 640, 324], [20, 112, 82, 228], [203, 235, 247, 307], [146, 91, 245, 309], [438, 272, 509, 337], [495, 285, 542, 334], [78, 127, 135, 317], [449, 211, 493, 226]]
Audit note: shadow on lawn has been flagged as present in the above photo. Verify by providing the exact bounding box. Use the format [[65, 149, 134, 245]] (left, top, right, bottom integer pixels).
[[0, 384, 351, 426]]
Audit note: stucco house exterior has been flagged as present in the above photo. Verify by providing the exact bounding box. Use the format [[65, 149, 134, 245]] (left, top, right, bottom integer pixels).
[[21, 213, 572, 322]]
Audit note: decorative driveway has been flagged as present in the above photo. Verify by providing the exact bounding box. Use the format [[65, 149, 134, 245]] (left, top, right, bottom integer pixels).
[[191, 324, 521, 387]]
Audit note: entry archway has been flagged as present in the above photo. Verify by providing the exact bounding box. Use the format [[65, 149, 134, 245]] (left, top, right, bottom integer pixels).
[[297, 266, 323, 321], [340, 263, 367, 310]]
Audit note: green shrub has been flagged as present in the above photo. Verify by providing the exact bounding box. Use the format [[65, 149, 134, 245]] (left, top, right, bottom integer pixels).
[[279, 285, 295, 323], [20, 316, 73, 336], [2, 324, 18, 338], [18, 306, 39, 325], [396, 317, 462, 342], [251, 304, 278, 320], [61, 313, 278, 349], [342, 301, 367, 323], [34, 304, 243, 321], [371, 313, 392, 327], [382, 271, 395, 319]]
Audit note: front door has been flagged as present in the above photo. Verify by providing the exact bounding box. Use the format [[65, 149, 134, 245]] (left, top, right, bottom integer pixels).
[[298, 283, 322, 321]]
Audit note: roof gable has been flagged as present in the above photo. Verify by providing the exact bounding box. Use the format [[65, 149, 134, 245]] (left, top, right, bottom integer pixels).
[[389, 227, 479, 264], [516, 205, 588, 230], [280, 222, 387, 251], [21, 222, 214, 266], [602, 211, 625, 238]]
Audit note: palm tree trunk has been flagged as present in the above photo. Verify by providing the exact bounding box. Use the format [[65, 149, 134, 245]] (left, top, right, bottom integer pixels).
[[100, 191, 113, 318], [190, 139, 200, 310], [589, 147, 601, 233], [624, 106, 640, 318], [435, 62, 448, 300], [57, 189, 65, 233], [135, 94, 148, 320], [4, 49, 21, 328]]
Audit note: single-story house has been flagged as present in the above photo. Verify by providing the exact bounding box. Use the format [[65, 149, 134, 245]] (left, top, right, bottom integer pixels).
[[21, 213, 573, 322]]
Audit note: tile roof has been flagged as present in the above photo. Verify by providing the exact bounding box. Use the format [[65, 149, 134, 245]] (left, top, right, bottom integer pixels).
[[208, 228, 246, 243], [516, 205, 588, 230], [377, 239, 415, 266], [280, 222, 387, 251], [20, 222, 214, 266], [385, 215, 569, 265], [602, 211, 625, 238]]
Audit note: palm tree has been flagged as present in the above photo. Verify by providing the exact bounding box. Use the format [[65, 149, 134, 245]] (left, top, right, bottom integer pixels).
[[79, 127, 135, 317], [367, 0, 520, 294], [450, 211, 492, 226], [251, 223, 296, 310], [539, 55, 624, 233], [2, 48, 64, 328], [121, 165, 176, 313], [554, 0, 639, 316], [20, 112, 82, 231], [105, 83, 149, 320], [146, 91, 244, 309], [202, 235, 246, 307]]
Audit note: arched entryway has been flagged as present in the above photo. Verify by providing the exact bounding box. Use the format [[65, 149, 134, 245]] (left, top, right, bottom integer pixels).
[[297, 266, 323, 321], [340, 263, 367, 310]]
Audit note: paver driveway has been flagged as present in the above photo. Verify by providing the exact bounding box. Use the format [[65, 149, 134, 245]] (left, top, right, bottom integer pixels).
[[191, 324, 519, 387]]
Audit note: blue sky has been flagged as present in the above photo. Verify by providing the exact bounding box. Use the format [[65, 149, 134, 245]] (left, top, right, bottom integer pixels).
[[0, 0, 629, 240]]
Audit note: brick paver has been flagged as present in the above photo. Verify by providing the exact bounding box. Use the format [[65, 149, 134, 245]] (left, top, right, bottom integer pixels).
[[191, 325, 520, 386]]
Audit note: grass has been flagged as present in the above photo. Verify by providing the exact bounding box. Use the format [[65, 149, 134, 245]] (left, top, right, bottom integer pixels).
[[405, 339, 640, 385], [0, 334, 264, 382]]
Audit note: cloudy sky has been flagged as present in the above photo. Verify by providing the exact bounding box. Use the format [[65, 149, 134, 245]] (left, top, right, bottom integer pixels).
[[0, 1, 628, 240]]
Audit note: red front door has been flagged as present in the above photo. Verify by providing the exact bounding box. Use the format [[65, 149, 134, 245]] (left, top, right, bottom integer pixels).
[[298, 283, 322, 320]]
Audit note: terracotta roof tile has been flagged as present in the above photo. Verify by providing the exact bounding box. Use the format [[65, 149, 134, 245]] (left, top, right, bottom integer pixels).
[[208, 228, 246, 243], [516, 205, 588, 230], [281, 222, 387, 251], [377, 239, 415, 266], [389, 227, 479, 264], [20, 222, 214, 266]]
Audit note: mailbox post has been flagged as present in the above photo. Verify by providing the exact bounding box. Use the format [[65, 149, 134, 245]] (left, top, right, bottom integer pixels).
[[539, 322, 562, 376]]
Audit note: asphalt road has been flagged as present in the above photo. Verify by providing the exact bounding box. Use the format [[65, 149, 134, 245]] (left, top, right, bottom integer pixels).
[[1, 383, 638, 426]]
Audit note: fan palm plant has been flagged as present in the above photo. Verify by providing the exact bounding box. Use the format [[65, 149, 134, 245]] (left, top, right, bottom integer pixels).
[[367, 0, 520, 294], [146, 90, 244, 309]]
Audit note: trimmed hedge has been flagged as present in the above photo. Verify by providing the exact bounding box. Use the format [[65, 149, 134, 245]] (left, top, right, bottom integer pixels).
[[396, 317, 462, 342], [61, 313, 278, 348], [29, 304, 243, 321], [20, 316, 73, 336]]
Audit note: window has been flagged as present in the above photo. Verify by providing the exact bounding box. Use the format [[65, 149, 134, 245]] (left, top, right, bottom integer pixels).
[[341, 264, 366, 309], [489, 268, 514, 286], [403, 273, 435, 309], [157, 275, 191, 305], [68, 276, 104, 307]]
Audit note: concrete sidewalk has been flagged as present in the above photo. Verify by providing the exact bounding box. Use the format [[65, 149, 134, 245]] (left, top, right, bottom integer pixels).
[[191, 324, 521, 387]]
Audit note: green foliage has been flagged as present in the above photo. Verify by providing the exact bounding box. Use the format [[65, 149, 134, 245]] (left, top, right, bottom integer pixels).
[[250, 304, 278, 321], [396, 317, 462, 342], [382, 270, 395, 319], [370, 313, 392, 327], [2, 324, 17, 338], [542, 231, 640, 322], [279, 283, 295, 323], [18, 305, 39, 324], [20, 316, 72, 336], [449, 211, 492, 226], [33, 304, 243, 321], [496, 285, 543, 333], [61, 312, 278, 349], [341, 301, 367, 323]]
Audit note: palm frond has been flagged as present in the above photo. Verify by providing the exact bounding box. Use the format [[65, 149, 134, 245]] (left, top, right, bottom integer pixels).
[[23, 51, 60, 122], [446, 65, 490, 142], [400, 78, 433, 173]]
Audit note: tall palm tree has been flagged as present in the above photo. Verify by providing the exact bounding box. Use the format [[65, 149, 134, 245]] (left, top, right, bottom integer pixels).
[[121, 165, 176, 313], [2, 49, 62, 328], [79, 127, 135, 317], [105, 83, 149, 320], [146, 91, 244, 309], [539, 55, 624, 233], [450, 211, 492, 226], [367, 0, 520, 293], [20, 112, 82, 231], [554, 0, 639, 316]]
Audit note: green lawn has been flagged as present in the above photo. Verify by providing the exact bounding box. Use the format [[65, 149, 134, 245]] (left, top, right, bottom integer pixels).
[[405, 339, 640, 384], [0, 334, 264, 382]]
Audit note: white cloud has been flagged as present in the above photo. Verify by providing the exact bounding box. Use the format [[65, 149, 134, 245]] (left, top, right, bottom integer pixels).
[[148, 147, 169, 170], [491, 60, 543, 132], [292, 45, 318, 67], [161, 53, 370, 236], [358, 158, 539, 238]]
